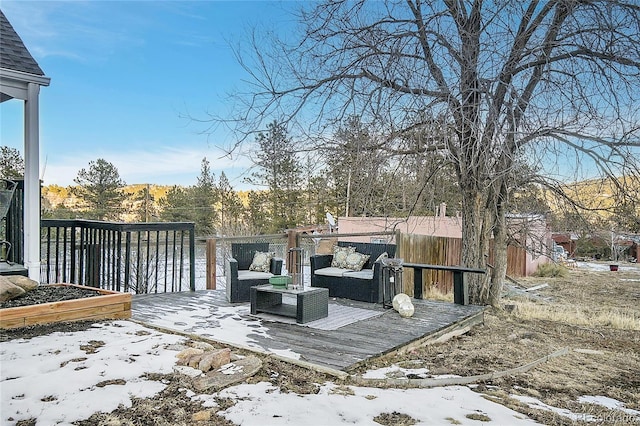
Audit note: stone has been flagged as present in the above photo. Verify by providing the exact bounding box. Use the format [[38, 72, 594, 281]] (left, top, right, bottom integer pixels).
[[398, 301, 415, 318], [192, 356, 262, 392], [188, 355, 204, 368], [0, 277, 25, 302], [173, 365, 203, 378], [191, 410, 212, 422], [392, 293, 411, 311], [176, 348, 204, 366], [5, 275, 38, 291], [190, 341, 215, 351], [198, 348, 231, 373], [165, 343, 191, 352], [176, 347, 204, 360]]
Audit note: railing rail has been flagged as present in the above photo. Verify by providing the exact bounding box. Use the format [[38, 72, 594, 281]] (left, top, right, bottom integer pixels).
[[41, 219, 195, 293]]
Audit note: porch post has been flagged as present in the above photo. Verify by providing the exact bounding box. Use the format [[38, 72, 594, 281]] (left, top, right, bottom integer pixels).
[[23, 82, 40, 281]]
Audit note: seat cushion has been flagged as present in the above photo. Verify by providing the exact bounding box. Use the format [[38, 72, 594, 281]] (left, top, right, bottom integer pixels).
[[342, 269, 374, 280], [238, 270, 273, 280], [314, 267, 349, 277]]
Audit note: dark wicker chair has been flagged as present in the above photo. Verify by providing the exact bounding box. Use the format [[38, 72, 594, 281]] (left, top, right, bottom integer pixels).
[[310, 241, 396, 303], [225, 242, 283, 303]]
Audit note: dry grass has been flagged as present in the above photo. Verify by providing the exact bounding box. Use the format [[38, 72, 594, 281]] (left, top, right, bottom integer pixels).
[[362, 261, 640, 425], [422, 285, 454, 302], [512, 299, 640, 330], [533, 263, 570, 278]]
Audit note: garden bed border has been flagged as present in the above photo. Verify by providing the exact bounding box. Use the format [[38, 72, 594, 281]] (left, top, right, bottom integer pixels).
[[0, 284, 132, 329]]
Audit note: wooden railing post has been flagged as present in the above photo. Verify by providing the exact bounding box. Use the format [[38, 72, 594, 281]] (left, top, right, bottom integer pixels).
[[206, 238, 217, 290]]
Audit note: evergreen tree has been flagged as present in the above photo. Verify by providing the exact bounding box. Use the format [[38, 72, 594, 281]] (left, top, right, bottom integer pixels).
[[0, 146, 24, 179], [326, 117, 387, 217], [245, 190, 269, 234], [191, 158, 218, 236], [158, 186, 193, 222], [72, 159, 126, 220], [247, 121, 304, 232], [217, 172, 246, 236], [132, 185, 157, 222]]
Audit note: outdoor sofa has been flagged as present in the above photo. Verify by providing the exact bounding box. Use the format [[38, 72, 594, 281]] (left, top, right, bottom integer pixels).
[[310, 241, 397, 303], [225, 242, 283, 303]]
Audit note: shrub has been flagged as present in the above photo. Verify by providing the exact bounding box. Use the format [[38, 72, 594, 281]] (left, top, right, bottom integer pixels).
[[534, 263, 569, 278]]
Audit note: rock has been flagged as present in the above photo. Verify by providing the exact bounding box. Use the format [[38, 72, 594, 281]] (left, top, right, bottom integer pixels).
[[192, 356, 262, 392], [173, 365, 203, 378], [188, 355, 204, 368], [165, 343, 191, 352], [398, 301, 415, 318], [176, 348, 204, 366], [392, 293, 411, 311], [0, 277, 25, 302], [198, 348, 231, 373], [5, 275, 38, 291], [190, 341, 215, 351], [191, 410, 212, 422], [176, 347, 203, 360]]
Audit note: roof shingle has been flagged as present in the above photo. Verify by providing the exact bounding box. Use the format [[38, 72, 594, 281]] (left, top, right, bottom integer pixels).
[[0, 9, 45, 76]]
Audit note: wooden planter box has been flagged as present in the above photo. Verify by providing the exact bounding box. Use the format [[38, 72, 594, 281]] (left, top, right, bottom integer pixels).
[[0, 284, 131, 329]]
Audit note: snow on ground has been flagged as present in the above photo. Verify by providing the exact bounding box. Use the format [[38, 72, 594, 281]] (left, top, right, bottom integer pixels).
[[0, 321, 183, 425], [216, 381, 538, 425], [361, 363, 431, 379], [578, 395, 640, 416], [3, 319, 637, 426], [577, 261, 640, 272]]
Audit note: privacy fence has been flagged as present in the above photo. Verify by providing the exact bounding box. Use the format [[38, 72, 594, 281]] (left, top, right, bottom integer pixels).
[[202, 230, 526, 297], [397, 233, 527, 296]]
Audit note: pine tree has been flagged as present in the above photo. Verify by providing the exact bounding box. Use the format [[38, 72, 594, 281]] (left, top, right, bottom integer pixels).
[[72, 159, 126, 220]]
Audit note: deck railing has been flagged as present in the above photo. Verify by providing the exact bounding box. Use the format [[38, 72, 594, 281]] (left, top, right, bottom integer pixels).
[[41, 219, 195, 293]]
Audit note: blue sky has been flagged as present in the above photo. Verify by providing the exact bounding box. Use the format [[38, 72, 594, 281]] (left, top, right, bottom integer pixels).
[[1, 1, 298, 189]]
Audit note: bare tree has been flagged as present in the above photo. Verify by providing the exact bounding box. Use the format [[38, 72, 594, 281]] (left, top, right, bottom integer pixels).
[[212, 1, 640, 305]]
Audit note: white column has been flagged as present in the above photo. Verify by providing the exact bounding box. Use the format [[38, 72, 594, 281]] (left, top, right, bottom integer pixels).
[[24, 82, 41, 281]]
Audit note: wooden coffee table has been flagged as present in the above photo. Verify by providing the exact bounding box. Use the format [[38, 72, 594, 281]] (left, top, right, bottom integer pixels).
[[250, 285, 329, 324]]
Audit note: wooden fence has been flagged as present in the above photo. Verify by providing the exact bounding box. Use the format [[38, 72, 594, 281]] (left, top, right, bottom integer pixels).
[[397, 233, 527, 296], [205, 230, 527, 295]]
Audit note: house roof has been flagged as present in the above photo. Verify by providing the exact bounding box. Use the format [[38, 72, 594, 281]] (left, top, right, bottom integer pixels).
[[0, 9, 44, 76]]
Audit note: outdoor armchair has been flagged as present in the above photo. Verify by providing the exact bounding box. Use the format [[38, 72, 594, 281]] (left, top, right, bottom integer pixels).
[[225, 242, 283, 303]]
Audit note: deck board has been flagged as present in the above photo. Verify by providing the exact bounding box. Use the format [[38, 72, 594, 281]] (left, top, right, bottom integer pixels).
[[132, 290, 484, 372]]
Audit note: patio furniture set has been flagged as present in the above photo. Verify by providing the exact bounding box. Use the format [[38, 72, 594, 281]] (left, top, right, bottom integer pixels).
[[226, 242, 398, 324]]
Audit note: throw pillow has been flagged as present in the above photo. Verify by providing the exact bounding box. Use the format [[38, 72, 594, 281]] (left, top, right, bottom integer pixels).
[[344, 251, 370, 271], [331, 245, 355, 268], [249, 251, 275, 272]]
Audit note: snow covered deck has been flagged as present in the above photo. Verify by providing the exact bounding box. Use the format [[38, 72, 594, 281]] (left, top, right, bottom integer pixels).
[[132, 290, 485, 372]]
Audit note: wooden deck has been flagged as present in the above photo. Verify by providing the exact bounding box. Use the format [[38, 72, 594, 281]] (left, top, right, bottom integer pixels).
[[132, 290, 485, 372]]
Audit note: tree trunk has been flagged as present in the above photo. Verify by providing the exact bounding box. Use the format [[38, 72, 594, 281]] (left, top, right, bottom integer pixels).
[[461, 188, 487, 305], [490, 184, 508, 307]]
